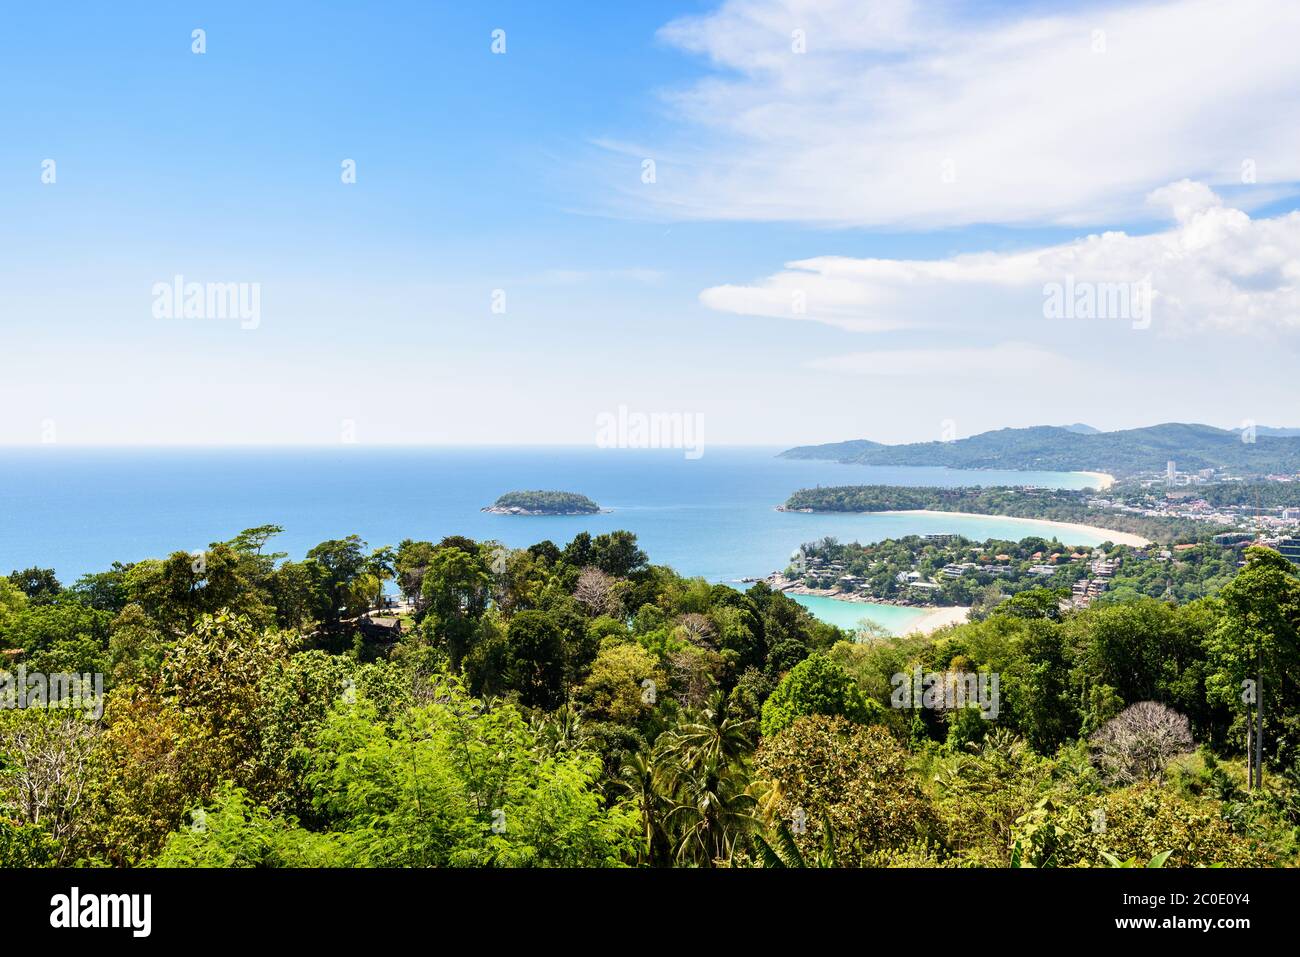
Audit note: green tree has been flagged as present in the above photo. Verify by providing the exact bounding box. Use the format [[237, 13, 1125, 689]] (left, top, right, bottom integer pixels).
[[760, 653, 878, 738], [152, 786, 343, 867], [420, 546, 491, 667], [7, 567, 61, 604], [502, 611, 567, 710], [2, 599, 112, 675], [268, 559, 327, 630], [577, 642, 665, 725], [395, 539, 437, 610], [1207, 547, 1300, 789], [305, 536, 369, 627], [307, 680, 638, 866], [106, 603, 169, 685], [755, 715, 937, 866], [0, 578, 30, 630], [590, 531, 648, 578]]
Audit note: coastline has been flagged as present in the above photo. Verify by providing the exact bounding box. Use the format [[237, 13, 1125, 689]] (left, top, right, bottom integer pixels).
[[878, 509, 1150, 547], [1077, 470, 1116, 490], [773, 577, 929, 608], [909, 605, 971, 634], [772, 575, 969, 636]]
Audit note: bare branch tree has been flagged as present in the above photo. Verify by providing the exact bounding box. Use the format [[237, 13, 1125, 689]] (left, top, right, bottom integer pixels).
[[0, 711, 100, 863], [674, 613, 716, 650], [574, 567, 621, 617], [1090, 701, 1193, 786]]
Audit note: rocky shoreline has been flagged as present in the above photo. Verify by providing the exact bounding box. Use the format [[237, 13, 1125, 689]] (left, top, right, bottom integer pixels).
[[765, 573, 937, 609], [766, 574, 970, 634], [481, 505, 610, 516]]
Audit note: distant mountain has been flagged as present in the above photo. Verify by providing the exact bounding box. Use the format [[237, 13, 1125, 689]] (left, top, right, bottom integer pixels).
[[779, 438, 886, 461], [1059, 423, 1101, 434], [1253, 426, 1300, 438], [780, 423, 1300, 477]]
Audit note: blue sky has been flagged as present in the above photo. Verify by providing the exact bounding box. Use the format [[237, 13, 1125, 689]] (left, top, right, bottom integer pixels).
[[3, 0, 1299, 446]]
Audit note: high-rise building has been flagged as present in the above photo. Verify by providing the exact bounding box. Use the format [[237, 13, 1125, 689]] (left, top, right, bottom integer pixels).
[[1166, 460, 1176, 482]]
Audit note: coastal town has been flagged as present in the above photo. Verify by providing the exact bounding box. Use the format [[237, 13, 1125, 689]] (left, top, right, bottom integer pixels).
[[1088, 467, 1300, 539], [770, 522, 1300, 619]]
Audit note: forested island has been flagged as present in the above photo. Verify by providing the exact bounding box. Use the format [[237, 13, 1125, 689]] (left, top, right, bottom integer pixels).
[[484, 490, 603, 515], [1, 523, 1299, 868], [781, 422, 1300, 478], [781, 485, 1224, 544]]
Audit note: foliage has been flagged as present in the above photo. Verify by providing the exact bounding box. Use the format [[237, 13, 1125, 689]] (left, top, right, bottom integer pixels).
[[760, 653, 879, 738], [152, 785, 343, 867], [2, 523, 1298, 869], [784, 485, 1221, 544], [755, 715, 938, 866], [306, 681, 639, 867]]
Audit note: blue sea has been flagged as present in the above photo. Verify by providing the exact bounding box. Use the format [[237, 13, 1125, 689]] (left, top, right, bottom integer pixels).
[[0, 447, 1106, 631]]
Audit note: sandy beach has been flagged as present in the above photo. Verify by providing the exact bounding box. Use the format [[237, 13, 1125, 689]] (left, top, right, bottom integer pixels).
[[1077, 471, 1116, 490], [908, 606, 971, 634], [880, 509, 1149, 547]]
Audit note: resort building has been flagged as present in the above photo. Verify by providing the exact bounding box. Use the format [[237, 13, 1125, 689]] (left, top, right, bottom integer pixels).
[[1071, 578, 1108, 609]]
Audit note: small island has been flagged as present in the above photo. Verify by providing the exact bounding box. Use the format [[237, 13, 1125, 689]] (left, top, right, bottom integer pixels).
[[483, 490, 605, 515]]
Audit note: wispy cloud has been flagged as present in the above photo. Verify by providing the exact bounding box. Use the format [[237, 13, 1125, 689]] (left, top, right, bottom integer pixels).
[[611, 0, 1300, 228], [700, 182, 1300, 335]]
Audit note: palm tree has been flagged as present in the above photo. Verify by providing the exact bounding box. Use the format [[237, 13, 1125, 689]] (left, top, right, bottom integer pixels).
[[666, 692, 755, 769], [616, 749, 669, 866], [652, 698, 758, 867], [753, 814, 838, 868], [660, 752, 755, 867], [528, 704, 582, 757]]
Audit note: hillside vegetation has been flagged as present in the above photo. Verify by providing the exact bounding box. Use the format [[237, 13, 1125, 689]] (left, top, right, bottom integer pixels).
[[2, 527, 1298, 868], [782, 485, 1224, 543]]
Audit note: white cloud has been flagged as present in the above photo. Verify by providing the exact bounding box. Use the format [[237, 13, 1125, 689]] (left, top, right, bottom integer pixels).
[[621, 0, 1300, 227], [700, 182, 1300, 335], [1146, 180, 1222, 224]]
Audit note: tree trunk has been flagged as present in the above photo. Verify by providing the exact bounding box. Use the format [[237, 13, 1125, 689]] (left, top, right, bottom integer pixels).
[[1246, 721, 1254, 790], [1255, 662, 1264, 789]]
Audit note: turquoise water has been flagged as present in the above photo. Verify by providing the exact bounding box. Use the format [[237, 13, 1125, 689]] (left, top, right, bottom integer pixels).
[[788, 594, 930, 633], [0, 447, 1105, 628]]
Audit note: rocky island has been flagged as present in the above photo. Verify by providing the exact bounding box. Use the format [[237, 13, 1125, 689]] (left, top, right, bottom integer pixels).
[[483, 490, 605, 515]]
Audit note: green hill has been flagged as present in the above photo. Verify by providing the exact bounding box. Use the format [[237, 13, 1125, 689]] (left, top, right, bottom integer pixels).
[[780, 423, 1300, 477]]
